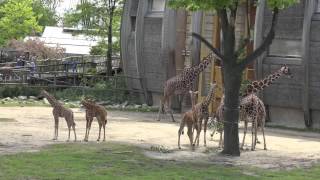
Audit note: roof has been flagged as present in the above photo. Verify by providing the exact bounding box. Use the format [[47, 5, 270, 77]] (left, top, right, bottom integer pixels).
[[25, 26, 100, 55]]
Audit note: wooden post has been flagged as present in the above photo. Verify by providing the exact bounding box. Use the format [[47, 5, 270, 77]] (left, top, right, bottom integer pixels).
[[54, 73, 57, 92], [302, 0, 316, 128]]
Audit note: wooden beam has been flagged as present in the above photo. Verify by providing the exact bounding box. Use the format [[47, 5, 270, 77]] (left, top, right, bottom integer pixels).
[[302, 0, 317, 128]]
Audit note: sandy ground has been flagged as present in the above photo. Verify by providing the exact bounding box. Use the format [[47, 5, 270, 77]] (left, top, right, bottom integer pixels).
[[0, 107, 320, 170]]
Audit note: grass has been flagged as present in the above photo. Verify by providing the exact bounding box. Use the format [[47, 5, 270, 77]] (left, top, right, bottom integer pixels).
[[0, 143, 319, 180]]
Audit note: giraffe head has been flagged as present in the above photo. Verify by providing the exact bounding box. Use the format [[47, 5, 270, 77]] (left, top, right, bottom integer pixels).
[[38, 90, 49, 99], [280, 64, 293, 78], [189, 90, 198, 107]]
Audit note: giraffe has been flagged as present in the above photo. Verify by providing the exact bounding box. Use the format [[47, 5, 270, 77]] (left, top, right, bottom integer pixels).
[[210, 95, 225, 148], [39, 90, 77, 141], [81, 99, 108, 142], [241, 65, 292, 97], [157, 52, 219, 122], [178, 90, 198, 149], [239, 94, 267, 151], [211, 65, 292, 149], [192, 83, 217, 147]]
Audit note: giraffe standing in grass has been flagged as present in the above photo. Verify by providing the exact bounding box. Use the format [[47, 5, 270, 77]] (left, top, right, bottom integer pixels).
[[157, 52, 220, 122], [39, 90, 77, 141], [81, 99, 108, 142], [192, 83, 217, 147]]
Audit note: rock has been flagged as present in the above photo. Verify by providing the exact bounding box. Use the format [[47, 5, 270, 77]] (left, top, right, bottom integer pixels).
[[29, 96, 37, 100], [113, 104, 121, 109], [142, 103, 148, 108], [121, 101, 129, 107], [3, 97, 12, 101], [134, 105, 142, 109], [43, 98, 50, 104]]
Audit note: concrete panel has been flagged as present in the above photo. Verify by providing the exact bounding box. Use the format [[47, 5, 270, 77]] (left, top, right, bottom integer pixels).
[[311, 110, 320, 129], [268, 106, 305, 129], [310, 20, 320, 42]]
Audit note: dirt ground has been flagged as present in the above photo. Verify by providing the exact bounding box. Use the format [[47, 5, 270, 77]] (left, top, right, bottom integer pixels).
[[0, 107, 320, 170]]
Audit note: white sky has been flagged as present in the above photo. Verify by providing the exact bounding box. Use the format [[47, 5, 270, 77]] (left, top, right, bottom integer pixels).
[[56, 0, 80, 17]]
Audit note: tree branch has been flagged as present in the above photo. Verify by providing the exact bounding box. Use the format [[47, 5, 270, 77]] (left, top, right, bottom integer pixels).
[[192, 32, 224, 61], [239, 8, 279, 69]]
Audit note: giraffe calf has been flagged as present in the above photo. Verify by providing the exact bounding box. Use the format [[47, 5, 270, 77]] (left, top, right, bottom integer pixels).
[[81, 99, 108, 142], [178, 91, 198, 149]]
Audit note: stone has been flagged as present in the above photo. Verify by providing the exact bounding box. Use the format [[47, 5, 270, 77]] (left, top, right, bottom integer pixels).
[[29, 96, 37, 100], [43, 98, 50, 104]]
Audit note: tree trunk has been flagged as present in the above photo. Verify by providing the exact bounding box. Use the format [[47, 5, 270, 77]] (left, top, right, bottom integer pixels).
[[221, 63, 242, 156], [106, 11, 114, 76]]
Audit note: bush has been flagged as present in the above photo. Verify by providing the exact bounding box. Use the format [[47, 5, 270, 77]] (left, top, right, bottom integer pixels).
[[0, 86, 41, 98]]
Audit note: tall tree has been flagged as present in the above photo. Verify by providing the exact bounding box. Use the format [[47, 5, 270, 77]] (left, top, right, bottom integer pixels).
[[32, 0, 59, 27], [63, 0, 123, 76], [169, 0, 298, 156], [0, 0, 42, 45]]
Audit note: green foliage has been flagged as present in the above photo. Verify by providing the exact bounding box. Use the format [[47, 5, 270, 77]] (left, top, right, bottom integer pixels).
[[0, 0, 42, 45], [63, 0, 123, 54], [168, 0, 298, 11], [32, 0, 58, 27], [0, 86, 40, 98]]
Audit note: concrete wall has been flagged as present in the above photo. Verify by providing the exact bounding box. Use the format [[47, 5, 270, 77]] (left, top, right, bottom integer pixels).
[[258, 1, 320, 129]]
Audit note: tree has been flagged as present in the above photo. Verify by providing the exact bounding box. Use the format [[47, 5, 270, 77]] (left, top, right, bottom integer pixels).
[[6, 38, 65, 59], [63, 0, 123, 76], [32, 0, 59, 27], [0, 0, 42, 45], [169, 0, 298, 156]]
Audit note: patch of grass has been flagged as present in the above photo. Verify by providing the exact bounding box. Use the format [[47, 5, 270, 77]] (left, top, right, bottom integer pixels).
[[0, 118, 16, 122], [0, 143, 319, 180]]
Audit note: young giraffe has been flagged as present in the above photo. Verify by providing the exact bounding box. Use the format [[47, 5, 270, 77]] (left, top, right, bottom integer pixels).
[[239, 94, 267, 150], [157, 52, 220, 122], [192, 83, 217, 147], [177, 90, 198, 149], [39, 90, 77, 141], [81, 99, 108, 142], [210, 95, 225, 148]]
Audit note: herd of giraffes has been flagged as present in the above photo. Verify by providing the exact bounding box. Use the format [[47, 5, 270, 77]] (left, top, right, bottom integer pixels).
[[29, 34, 292, 152], [157, 37, 292, 151]]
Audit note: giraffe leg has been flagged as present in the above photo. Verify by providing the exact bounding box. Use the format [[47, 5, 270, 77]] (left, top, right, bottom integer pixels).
[[157, 99, 164, 121], [53, 115, 59, 140], [167, 98, 175, 122], [241, 121, 248, 150], [67, 126, 71, 142], [84, 116, 89, 141], [97, 123, 102, 142], [102, 120, 106, 141], [261, 124, 267, 150], [178, 119, 186, 149], [251, 119, 258, 151], [203, 117, 208, 147], [86, 117, 93, 141], [196, 120, 202, 146], [187, 123, 194, 150], [218, 131, 223, 148], [73, 125, 77, 142]]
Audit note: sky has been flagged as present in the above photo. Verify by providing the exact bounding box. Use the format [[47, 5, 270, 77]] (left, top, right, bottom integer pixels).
[[56, 0, 80, 17]]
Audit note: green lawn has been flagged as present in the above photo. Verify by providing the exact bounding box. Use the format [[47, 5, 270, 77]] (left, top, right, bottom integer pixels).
[[0, 143, 319, 180]]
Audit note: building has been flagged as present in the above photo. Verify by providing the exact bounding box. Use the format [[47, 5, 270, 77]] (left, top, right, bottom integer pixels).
[[25, 26, 100, 56], [121, 0, 320, 129]]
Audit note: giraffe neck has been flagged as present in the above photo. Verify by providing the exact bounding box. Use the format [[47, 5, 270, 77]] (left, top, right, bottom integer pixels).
[[242, 69, 284, 97], [194, 53, 213, 74], [202, 84, 216, 107], [43, 93, 60, 107]]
